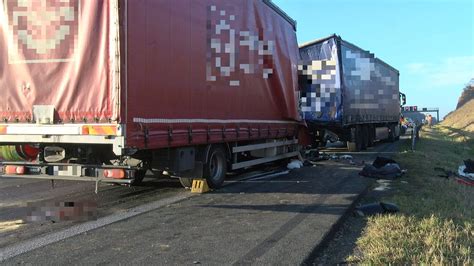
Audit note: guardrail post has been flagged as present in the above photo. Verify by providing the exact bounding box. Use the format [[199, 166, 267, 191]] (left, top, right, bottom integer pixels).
[[411, 124, 421, 151]]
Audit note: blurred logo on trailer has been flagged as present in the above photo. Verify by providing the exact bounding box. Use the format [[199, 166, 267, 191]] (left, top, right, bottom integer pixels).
[[4, 0, 79, 63]]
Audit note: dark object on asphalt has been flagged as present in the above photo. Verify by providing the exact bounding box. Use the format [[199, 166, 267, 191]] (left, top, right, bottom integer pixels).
[[359, 164, 402, 179], [372, 157, 398, 169], [464, 159, 474, 173], [304, 149, 320, 160], [355, 202, 399, 216]]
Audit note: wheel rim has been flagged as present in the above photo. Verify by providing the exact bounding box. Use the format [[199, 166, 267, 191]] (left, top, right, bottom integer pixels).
[[209, 152, 224, 182]]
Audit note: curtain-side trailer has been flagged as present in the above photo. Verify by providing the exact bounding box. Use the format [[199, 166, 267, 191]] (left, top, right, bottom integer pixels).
[[299, 35, 401, 151], [0, 0, 301, 188]]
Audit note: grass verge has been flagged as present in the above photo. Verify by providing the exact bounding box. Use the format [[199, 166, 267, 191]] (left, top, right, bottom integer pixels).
[[350, 126, 473, 264]]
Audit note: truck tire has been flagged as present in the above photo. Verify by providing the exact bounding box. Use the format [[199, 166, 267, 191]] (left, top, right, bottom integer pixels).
[[178, 177, 193, 188], [204, 146, 227, 189]]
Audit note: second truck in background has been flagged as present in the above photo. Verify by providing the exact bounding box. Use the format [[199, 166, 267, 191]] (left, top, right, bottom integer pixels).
[[299, 35, 402, 151]]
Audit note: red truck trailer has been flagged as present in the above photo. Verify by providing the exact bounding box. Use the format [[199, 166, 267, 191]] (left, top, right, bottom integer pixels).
[[0, 0, 301, 188]]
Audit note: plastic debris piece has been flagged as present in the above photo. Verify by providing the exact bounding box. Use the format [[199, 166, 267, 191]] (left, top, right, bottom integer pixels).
[[340, 155, 353, 160], [355, 202, 399, 216], [464, 159, 474, 173], [287, 159, 303, 170], [458, 165, 474, 180]]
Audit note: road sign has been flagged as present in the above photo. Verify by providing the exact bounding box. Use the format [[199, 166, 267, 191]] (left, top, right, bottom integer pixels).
[[404, 106, 418, 112]]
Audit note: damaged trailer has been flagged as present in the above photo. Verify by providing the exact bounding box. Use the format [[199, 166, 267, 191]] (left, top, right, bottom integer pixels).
[[0, 0, 301, 188], [299, 35, 402, 151]]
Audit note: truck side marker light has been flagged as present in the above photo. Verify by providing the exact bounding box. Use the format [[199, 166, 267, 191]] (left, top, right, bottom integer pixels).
[[0, 126, 7, 134], [191, 179, 210, 193], [82, 126, 117, 136], [103, 169, 125, 179]]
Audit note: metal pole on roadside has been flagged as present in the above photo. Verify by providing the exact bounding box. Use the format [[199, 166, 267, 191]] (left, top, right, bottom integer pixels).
[[411, 123, 421, 151]]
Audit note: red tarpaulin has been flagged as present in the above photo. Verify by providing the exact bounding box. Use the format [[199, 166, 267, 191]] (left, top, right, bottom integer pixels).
[[0, 0, 117, 123]]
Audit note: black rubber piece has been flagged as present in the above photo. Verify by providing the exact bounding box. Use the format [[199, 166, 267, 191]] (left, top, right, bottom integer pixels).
[[131, 169, 147, 186]]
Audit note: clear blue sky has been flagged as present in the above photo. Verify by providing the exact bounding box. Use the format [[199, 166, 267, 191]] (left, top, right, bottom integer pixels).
[[274, 0, 474, 119]]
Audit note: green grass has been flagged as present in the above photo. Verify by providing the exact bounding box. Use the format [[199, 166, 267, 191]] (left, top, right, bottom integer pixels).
[[350, 126, 474, 264]]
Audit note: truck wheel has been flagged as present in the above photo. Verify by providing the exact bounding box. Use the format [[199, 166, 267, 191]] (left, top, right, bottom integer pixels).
[[204, 146, 227, 189], [178, 177, 193, 189]]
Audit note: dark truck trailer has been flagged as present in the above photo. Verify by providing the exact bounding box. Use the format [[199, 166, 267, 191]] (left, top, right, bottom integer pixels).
[[0, 0, 301, 188], [298, 35, 401, 151]]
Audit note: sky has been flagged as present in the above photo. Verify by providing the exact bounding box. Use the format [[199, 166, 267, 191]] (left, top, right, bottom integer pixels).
[[273, 0, 474, 119]]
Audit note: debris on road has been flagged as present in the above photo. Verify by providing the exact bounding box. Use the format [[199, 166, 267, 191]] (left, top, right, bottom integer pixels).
[[372, 157, 398, 169], [354, 202, 400, 216], [463, 159, 474, 173], [359, 157, 406, 180], [304, 149, 320, 161], [458, 165, 474, 180], [434, 165, 474, 186], [359, 164, 404, 180], [340, 155, 353, 160], [287, 160, 304, 170]]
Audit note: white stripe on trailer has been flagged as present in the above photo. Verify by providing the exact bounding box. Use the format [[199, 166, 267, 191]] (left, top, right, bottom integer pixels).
[[133, 118, 299, 124], [6, 125, 82, 135]]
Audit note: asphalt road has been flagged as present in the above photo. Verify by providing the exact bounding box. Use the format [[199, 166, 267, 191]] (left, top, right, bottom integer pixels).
[[0, 139, 400, 264]]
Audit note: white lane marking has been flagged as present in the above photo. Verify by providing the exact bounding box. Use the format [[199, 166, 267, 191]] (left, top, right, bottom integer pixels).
[[0, 193, 192, 262], [224, 170, 290, 185], [246, 171, 290, 181], [237, 181, 309, 183]]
